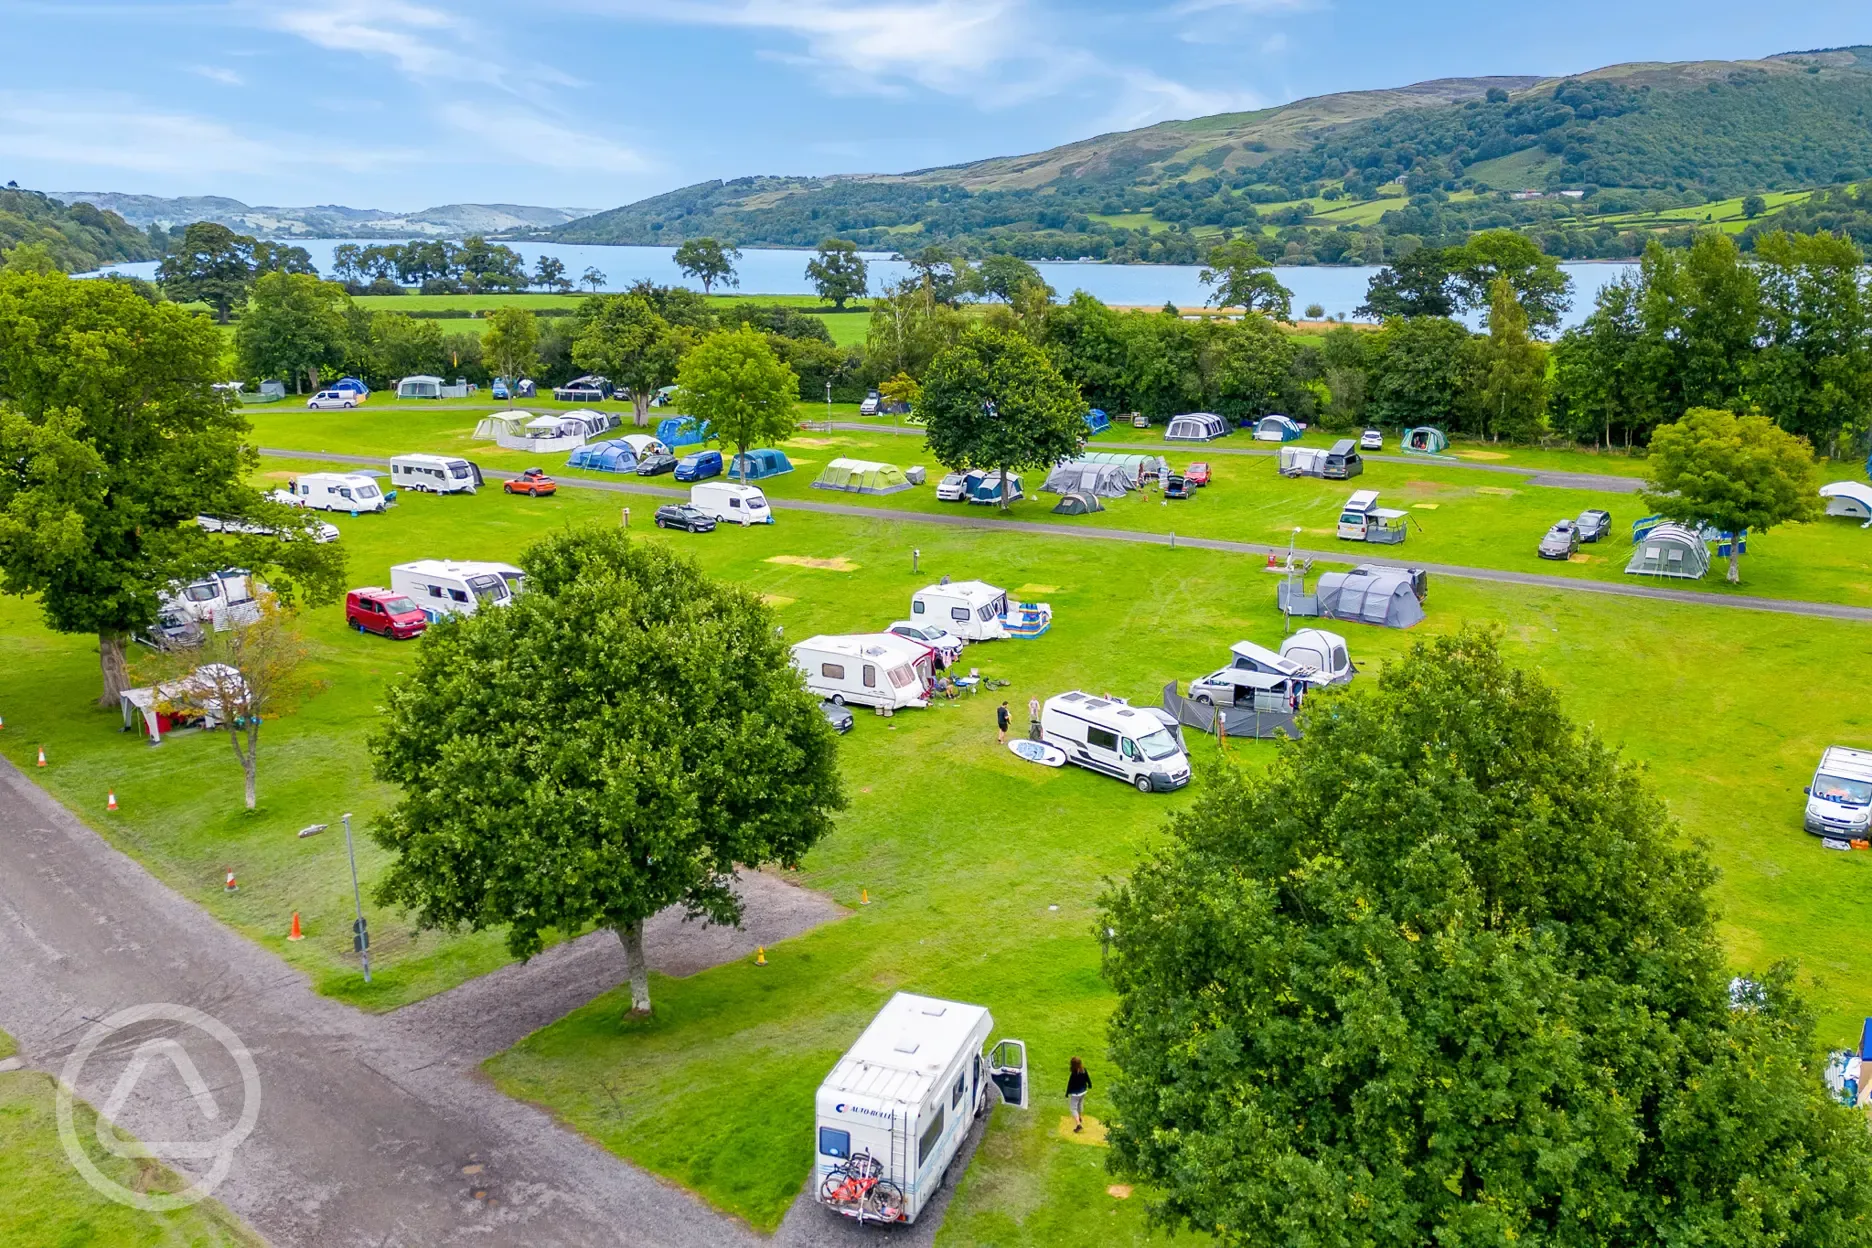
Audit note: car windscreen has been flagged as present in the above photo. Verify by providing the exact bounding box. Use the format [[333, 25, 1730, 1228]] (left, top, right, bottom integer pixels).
[[466, 575, 507, 601], [380, 596, 419, 614], [1136, 727, 1182, 761], [1814, 773, 1872, 806]]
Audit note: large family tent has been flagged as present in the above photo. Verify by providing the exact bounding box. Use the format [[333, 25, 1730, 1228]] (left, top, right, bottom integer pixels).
[[730, 448, 794, 480], [1042, 459, 1132, 498], [813, 458, 913, 495], [1278, 446, 1330, 477], [565, 439, 641, 472], [397, 375, 444, 400], [1052, 490, 1103, 515], [1084, 408, 1111, 435], [656, 416, 711, 448], [1402, 427, 1448, 455], [1077, 451, 1151, 483], [1253, 414, 1304, 442], [1281, 565, 1426, 629], [1625, 523, 1710, 579], [1821, 481, 1872, 525], [1165, 412, 1229, 442]]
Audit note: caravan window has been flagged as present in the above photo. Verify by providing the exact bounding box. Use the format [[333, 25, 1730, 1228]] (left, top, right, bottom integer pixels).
[[821, 663, 845, 680], [977, 604, 996, 622], [449, 463, 470, 478], [357, 485, 380, 499], [918, 1109, 945, 1167], [338, 488, 354, 500], [863, 665, 877, 688], [1086, 726, 1119, 751], [950, 607, 970, 623], [426, 585, 444, 598], [887, 666, 914, 689], [449, 589, 469, 603], [818, 1127, 851, 1160], [728, 498, 741, 509], [466, 575, 506, 603], [912, 600, 925, 615]]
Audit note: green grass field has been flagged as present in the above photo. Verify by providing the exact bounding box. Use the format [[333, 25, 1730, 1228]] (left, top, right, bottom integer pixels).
[[9, 405, 1872, 1242]]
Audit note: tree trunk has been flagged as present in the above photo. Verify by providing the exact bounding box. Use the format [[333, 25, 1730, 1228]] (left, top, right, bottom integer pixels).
[[616, 921, 651, 1014], [998, 465, 1010, 513], [633, 395, 651, 430], [236, 723, 258, 810], [242, 755, 257, 810], [1728, 548, 1741, 584], [97, 632, 130, 708]]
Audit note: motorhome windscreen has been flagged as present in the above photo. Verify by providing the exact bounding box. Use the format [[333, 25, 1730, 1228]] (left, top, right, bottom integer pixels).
[[466, 575, 507, 602], [1815, 774, 1872, 805], [1136, 728, 1181, 760]]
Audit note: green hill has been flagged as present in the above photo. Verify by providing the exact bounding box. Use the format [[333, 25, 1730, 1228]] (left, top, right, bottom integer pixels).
[[0, 188, 158, 273], [548, 47, 1872, 265]]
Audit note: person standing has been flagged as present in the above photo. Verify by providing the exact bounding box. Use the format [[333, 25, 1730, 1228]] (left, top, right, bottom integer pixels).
[[996, 700, 1010, 744], [1066, 1057, 1092, 1132], [1027, 695, 1041, 741]]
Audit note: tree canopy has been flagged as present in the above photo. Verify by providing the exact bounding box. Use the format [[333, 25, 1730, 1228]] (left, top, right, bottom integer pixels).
[[1642, 407, 1822, 582], [675, 327, 800, 482], [1102, 628, 1872, 1247], [1199, 240, 1293, 319], [572, 293, 692, 427], [673, 237, 741, 295], [234, 271, 352, 393], [915, 325, 1084, 509], [481, 306, 540, 402], [369, 526, 844, 1015], [805, 238, 868, 309]]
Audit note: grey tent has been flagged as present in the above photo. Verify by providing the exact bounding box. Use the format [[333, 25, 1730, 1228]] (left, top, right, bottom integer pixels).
[[1052, 490, 1103, 515], [1043, 459, 1131, 498], [1625, 523, 1710, 579], [1281, 565, 1425, 628]]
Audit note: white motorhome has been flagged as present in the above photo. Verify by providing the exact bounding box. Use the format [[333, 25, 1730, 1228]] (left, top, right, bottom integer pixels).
[[1042, 691, 1192, 793], [390, 559, 524, 621], [813, 993, 1028, 1227], [792, 634, 932, 710], [909, 580, 1012, 642], [390, 453, 483, 494], [289, 472, 388, 513], [690, 482, 774, 525], [1804, 746, 1872, 839]]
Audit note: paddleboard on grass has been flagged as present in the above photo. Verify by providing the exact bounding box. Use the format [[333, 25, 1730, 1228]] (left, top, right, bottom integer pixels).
[[1009, 739, 1066, 767]]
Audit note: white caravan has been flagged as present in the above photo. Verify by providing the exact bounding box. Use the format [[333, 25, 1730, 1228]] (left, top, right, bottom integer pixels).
[[1042, 691, 1192, 793], [390, 453, 483, 494], [792, 634, 932, 710], [909, 580, 1011, 642], [813, 993, 1028, 1227], [690, 482, 774, 524], [1804, 746, 1872, 839], [150, 569, 264, 645], [288, 472, 388, 513], [390, 559, 524, 621]]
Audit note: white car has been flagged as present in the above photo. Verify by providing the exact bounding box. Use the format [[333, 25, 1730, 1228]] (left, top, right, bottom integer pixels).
[[1359, 428, 1383, 450], [307, 389, 357, 410], [887, 620, 964, 669]]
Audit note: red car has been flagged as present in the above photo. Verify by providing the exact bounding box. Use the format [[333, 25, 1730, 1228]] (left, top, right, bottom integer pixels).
[[345, 587, 428, 639], [1185, 462, 1211, 486], [504, 468, 558, 497]]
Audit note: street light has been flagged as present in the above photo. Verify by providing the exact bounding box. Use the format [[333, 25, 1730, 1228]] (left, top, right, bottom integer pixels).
[[298, 812, 371, 983], [825, 380, 833, 433], [1283, 526, 1302, 636]]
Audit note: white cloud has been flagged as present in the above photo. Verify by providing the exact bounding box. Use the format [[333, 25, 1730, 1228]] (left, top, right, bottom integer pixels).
[[436, 102, 653, 174], [190, 65, 246, 86], [264, 0, 465, 77], [1100, 69, 1263, 132], [1173, 0, 1317, 13]]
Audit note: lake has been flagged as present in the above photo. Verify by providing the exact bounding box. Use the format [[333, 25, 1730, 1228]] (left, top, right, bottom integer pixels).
[[85, 242, 1635, 331]]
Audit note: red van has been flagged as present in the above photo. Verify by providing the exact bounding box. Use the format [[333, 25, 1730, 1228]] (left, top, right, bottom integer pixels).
[[345, 587, 428, 639]]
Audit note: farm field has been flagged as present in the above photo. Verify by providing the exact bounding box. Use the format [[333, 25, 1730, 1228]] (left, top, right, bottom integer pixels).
[[6, 442, 1872, 1241]]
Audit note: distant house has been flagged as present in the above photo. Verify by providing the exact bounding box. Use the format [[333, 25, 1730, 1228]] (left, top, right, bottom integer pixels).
[[1510, 190, 1543, 201]]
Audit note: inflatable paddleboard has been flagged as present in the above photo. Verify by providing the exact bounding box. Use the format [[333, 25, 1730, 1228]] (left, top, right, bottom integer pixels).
[[1008, 739, 1066, 767]]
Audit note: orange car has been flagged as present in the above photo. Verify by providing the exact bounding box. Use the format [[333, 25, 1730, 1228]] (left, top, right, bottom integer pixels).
[[504, 468, 557, 497]]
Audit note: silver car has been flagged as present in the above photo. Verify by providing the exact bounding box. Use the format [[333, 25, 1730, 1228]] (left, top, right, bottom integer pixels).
[[888, 621, 964, 668], [1538, 519, 1580, 560]]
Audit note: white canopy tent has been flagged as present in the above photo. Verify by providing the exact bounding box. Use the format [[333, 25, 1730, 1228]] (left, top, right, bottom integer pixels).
[[120, 664, 249, 744], [1821, 481, 1872, 526]]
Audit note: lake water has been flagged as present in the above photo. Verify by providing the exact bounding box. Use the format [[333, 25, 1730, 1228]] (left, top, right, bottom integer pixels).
[[85, 241, 1634, 331]]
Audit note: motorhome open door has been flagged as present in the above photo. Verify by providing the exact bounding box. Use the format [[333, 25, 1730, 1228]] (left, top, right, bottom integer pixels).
[[988, 1040, 1029, 1109]]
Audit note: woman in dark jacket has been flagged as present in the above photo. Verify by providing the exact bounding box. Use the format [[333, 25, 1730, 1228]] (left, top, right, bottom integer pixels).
[[1066, 1057, 1091, 1132]]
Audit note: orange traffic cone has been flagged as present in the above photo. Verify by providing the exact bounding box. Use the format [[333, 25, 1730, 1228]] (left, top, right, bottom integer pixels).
[[755, 946, 767, 967], [36, 745, 46, 767], [107, 789, 118, 811], [224, 871, 238, 892], [287, 911, 304, 941], [860, 888, 870, 906]]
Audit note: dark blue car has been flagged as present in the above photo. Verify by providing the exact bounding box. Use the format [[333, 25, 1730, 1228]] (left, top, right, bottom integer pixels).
[[674, 450, 723, 482]]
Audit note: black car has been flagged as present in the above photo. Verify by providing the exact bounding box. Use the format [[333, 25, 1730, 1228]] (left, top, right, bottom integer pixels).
[[636, 453, 678, 476], [1577, 508, 1613, 543], [654, 503, 716, 532], [1163, 474, 1194, 499], [819, 700, 855, 734]]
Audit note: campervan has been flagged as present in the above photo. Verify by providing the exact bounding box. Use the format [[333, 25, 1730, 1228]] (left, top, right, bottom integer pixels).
[[1187, 667, 1304, 712], [791, 634, 933, 710], [1042, 691, 1192, 793], [389, 559, 524, 621], [289, 472, 389, 513], [1336, 489, 1408, 544], [390, 453, 483, 494], [909, 581, 1012, 642], [1218, 638, 1337, 688], [689, 482, 773, 524], [1804, 746, 1872, 839], [813, 993, 1028, 1227]]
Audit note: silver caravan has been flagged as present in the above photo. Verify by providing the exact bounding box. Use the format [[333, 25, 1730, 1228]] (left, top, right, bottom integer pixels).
[[390, 559, 524, 621], [813, 993, 1028, 1226], [791, 634, 932, 710], [289, 472, 388, 513], [390, 453, 483, 494], [1042, 691, 1191, 793]]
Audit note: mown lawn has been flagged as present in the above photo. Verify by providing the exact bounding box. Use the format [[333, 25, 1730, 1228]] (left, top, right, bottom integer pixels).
[[0, 1031, 259, 1247]]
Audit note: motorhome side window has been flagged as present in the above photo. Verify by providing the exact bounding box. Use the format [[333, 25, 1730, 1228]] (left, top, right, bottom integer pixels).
[[449, 589, 469, 602], [918, 1110, 945, 1166], [950, 607, 970, 622], [818, 1126, 850, 1159], [912, 601, 925, 614], [951, 1073, 966, 1109], [1087, 726, 1119, 751], [821, 663, 844, 679]]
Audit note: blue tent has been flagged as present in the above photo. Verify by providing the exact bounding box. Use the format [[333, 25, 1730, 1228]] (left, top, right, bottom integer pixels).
[[1084, 408, 1111, 435], [656, 416, 712, 448], [1253, 414, 1304, 442], [730, 448, 793, 480], [332, 377, 369, 396], [566, 439, 640, 472]]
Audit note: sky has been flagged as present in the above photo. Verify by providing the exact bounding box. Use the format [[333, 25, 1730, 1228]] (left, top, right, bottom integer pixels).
[[1, 1, 1868, 213]]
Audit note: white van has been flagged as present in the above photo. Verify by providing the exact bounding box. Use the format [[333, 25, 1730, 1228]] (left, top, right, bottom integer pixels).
[[813, 993, 1028, 1227], [1043, 691, 1192, 793], [690, 482, 773, 524], [1804, 746, 1872, 839], [792, 634, 932, 710], [289, 472, 388, 513], [390, 559, 524, 621], [390, 453, 483, 494]]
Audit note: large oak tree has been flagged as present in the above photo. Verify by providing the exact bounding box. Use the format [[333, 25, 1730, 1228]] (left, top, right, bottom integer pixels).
[[916, 325, 1085, 511]]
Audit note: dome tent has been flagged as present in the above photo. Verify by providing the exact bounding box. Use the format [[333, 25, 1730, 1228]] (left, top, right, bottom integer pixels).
[[566, 439, 640, 472], [1165, 412, 1228, 442], [1403, 426, 1448, 455], [1052, 490, 1103, 515], [1084, 408, 1111, 435], [1253, 414, 1304, 442]]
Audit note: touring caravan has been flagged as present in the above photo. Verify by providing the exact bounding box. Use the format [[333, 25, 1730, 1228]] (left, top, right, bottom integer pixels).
[[908, 580, 1056, 642], [690, 482, 774, 524], [288, 472, 389, 513], [1043, 691, 1192, 792], [390, 559, 524, 621], [813, 993, 1028, 1226], [791, 634, 933, 710], [390, 453, 483, 494]]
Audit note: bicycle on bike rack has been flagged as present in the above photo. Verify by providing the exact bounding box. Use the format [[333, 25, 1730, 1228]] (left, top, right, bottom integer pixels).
[[817, 1150, 906, 1224]]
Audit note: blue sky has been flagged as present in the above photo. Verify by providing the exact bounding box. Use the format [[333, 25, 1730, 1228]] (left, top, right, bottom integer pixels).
[[1, 1, 1868, 211]]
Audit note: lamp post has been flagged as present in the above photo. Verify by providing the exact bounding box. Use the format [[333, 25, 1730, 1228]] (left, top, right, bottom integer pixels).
[[825, 380, 833, 433], [298, 813, 371, 983], [1283, 526, 1302, 636]]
